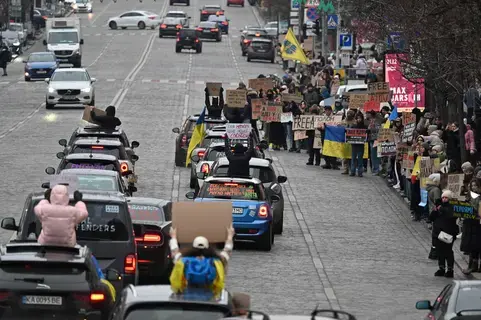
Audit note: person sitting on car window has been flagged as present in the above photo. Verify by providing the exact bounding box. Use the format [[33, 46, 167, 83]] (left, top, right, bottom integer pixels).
[[90, 105, 121, 130], [224, 134, 254, 178], [169, 226, 234, 297], [34, 185, 88, 247]]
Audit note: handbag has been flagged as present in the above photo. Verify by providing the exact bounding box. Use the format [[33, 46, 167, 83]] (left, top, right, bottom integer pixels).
[[438, 231, 453, 244]]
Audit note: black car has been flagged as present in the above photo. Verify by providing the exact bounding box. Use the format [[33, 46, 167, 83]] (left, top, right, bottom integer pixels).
[[196, 21, 222, 41], [241, 30, 270, 56], [126, 197, 172, 283], [246, 38, 275, 63], [2, 192, 138, 296], [169, 0, 189, 5], [159, 17, 186, 37], [109, 285, 233, 320], [200, 5, 223, 21], [172, 114, 228, 167], [0, 242, 119, 319], [176, 29, 202, 53]]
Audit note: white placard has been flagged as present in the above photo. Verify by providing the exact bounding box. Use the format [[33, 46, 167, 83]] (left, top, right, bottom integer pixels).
[[226, 123, 252, 139], [50, 174, 79, 195], [281, 112, 294, 123]]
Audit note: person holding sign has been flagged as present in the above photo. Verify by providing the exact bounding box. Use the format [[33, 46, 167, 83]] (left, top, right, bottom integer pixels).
[[349, 113, 367, 177], [224, 134, 254, 177], [205, 86, 224, 118], [89, 106, 121, 130]]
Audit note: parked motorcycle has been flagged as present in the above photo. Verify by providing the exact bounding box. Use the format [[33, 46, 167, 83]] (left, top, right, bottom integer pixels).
[[9, 40, 22, 58], [1, 31, 22, 58]]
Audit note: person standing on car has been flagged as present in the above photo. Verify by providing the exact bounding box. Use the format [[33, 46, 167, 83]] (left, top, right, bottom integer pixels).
[[34, 185, 88, 247], [90, 105, 121, 129], [224, 133, 254, 177], [0, 42, 12, 76]]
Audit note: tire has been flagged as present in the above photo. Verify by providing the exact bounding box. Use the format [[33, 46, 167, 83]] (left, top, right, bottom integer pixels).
[[109, 21, 117, 29], [121, 27, 127, 29], [257, 225, 273, 251], [45, 99, 54, 109], [138, 21, 146, 29], [271, 58, 275, 63], [273, 213, 283, 234], [186, 0, 189, 5], [25, 76, 30, 81], [176, 46, 182, 53], [227, 2, 230, 5], [189, 174, 196, 188], [247, 56, 251, 62], [216, 36, 221, 42], [159, 33, 163, 38], [169, 0, 173, 4], [242, 50, 246, 56], [242, 3, 244, 6]]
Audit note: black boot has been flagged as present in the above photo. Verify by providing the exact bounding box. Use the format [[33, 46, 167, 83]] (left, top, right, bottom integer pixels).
[[462, 256, 475, 275], [434, 268, 445, 277], [428, 247, 437, 260], [473, 259, 480, 272], [444, 269, 454, 278]]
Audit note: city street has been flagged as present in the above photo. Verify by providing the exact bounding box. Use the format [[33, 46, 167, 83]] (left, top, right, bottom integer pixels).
[[0, 0, 465, 318]]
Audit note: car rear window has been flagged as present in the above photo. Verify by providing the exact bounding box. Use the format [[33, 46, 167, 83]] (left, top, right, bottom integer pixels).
[[180, 30, 198, 37], [64, 161, 116, 170], [215, 166, 275, 183], [0, 262, 88, 282], [186, 120, 225, 132], [166, 13, 185, 17], [206, 149, 226, 161], [125, 304, 228, 320], [201, 136, 224, 148], [455, 285, 481, 313], [77, 175, 118, 192], [72, 146, 121, 158], [128, 204, 164, 222], [201, 182, 261, 200], [251, 41, 272, 49], [199, 22, 215, 28]]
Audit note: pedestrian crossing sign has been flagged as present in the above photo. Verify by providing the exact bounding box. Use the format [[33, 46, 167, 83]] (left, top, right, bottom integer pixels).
[[327, 14, 338, 29]]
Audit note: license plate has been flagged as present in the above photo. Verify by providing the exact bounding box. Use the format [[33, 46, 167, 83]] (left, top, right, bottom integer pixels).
[[257, 50, 266, 52], [62, 96, 76, 100], [57, 59, 68, 62], [203, 30, 210, 33], [184, 46, 192, 48], [232, 207, 243, 214], [22, 295, 62, 305], [37, 71, 46, 74]]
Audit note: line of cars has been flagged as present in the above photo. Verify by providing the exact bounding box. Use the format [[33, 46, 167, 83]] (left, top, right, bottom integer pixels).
[[172, 114, 287, 251]]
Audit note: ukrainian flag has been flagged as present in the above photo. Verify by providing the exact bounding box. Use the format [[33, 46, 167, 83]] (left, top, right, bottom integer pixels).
[[186, 106, 207, 167], [322, 126, 369, 159], [383, 105, 398, 128]]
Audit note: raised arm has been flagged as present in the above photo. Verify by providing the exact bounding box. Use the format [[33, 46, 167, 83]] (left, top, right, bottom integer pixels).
[[169, 227, 182, 262], [224, 135, 233, 159]]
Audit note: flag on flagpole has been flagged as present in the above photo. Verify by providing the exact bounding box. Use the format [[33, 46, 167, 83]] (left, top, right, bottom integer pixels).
[[384, 105, 398, 128], [185, 106, 207, 167], [281, 28, 310, 65]]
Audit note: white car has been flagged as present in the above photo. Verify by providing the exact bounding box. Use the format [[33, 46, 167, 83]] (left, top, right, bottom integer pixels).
[[108, 11, 161, 30], [72, 0, 93, 13], [263, 21, 288, 36], [166, 10, 190, 19], [8, 23, 27, 46], [191, 142, 226, 192], [45, 68, 96, 109]]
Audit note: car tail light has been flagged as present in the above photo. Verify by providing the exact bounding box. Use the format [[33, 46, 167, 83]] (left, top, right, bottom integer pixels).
[[135, 233, 162, 242], [197, 150, 205, 158], [148, 16, 156, 20], [201, 163, 210, 174], [91, 145, 104, 149], [243, 39, 250, 44], [258, 204, 268, 218], [160, 24, 167, 28], [181, 135, 187, 146], [201, 10, 207, 13], [224, 183, 238, 186], [90, 293, 105, 302], [176, 36, 180, 42], [0, 292, 9, 300], [222, 21, 228, 25], [195, 39, 199, 43], [42, 16, 48, 20], [211, 28, 218, 32], [120, 162, 129, 173], [124, 254, 136, 274], [196, 27, 203, 31], [176, 24, 182, 29], [72, 293, 89, 303]]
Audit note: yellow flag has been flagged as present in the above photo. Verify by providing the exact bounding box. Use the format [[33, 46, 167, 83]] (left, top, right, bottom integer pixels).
[[383, 119, 391, 129], [281, 28, 310, 65]]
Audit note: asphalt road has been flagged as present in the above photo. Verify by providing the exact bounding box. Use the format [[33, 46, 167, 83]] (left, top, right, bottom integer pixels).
[[0, 0, 468, 319]]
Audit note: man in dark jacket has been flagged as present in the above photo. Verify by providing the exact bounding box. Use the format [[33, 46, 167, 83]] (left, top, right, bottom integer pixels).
[[90, 106, 121, 129], [303, 84, 320, 108], [446, 122, 461, 171], [224, 134, 254, 177], [0, 43, 12, 76]]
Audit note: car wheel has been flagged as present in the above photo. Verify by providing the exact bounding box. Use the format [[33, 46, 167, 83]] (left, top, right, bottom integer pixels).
[[45, 99, 54, 109], [273, 212, 283, 234], [271, 57, 275, 63], [176, 46, 182, 53], [109, 21, 117, 29], [24, 76, 30, 81], [241, 3, 244, 6], [121, 27, 127, 29], [186, 0, 189, 4], [242, 50, 246, 56], [257, 225, 273, 251], [247, 56, 251, 62], [189, 174, 196, 188], [169, 0, 173, 4], [175, 154, 184, 167], [138, 21, 146, 29], [159, 33, 163, 38], [216, 36, 221, 42]]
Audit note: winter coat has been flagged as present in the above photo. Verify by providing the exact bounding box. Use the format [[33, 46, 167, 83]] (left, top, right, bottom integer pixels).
[[91, 111, 121, 130], [446, 130, 461, 165], [0, 47, 11, 69], [465, 125, 476, 153], [224, 138, 254, 177], [429, 202, 458, 238], [426, 183, 441, 214], [303, 90, 320, 107], [461, 196, 481, 253], [34, 185, 88, 247]]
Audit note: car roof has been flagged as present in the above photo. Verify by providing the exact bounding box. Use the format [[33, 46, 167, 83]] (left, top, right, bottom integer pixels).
[[216, 157, 270, 167], [76, 126, 124, 135], [167, 10, 186, 15], [124, 285, 230, 305], [188, 114, 227, 122], [53, 68, 87, 73], [73, 138, 122, 146], [345, 84, 367, 90], [126, 197, 171, 207], [164, 17, 183, 22], [30, 191, 127, 202], [0, 243, 90, 264], [60, 168, 119, 177], [208, 142, 225, 148], [65, 153, 118, 161], [205, 131, 225, 138], [204, 176, 262, 184]]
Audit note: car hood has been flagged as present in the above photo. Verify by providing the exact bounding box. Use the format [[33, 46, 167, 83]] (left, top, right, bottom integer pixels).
[[194, 198, 265, 206], [47, 43, 79, 51], [26, 62, 57, 69], [49, 81, 91, 89]]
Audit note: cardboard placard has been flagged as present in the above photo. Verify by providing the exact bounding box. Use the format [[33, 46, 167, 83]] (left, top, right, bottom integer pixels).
[[377, 128, 394, 142], [226, 123, 252, 139], [282, 93, 303, 103], [345, 129, 367, 144], [363, 100, 380, 112], [377, 141, 396, 157], [172, 202, 232, 243], [226, 89, 246, 108], [450, 199, 476, 219], [420, 157, 434, 178], [260, 105, 282, 122], [348, 93, 370, 109], [82, 106, 106, 124], [50, 174, 79, 195], [368, 82, 389, 93], [330, 79, 340, 96], [206, 82, 222, 96], [369, 92, 390, 103], [294, 130, 307, 140], [447, 174, 464, 200], [280, 112, 293, 123], [292, 115, 318, 131], [402, 113, 416, 124], [402, 122, 416, 142], [248, 78, 274, 92], [251, 98, 264, 120], [405, 151, 415, 169], [313, 132, 322, 149], [303, 37, 313, 51]]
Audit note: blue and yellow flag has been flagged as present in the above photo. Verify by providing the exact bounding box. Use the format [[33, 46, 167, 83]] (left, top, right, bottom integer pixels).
[[281, 28, 310, 65], [186, 106, 207, 167], [322, 126, 369, 159], [383, 105, 398, 128]]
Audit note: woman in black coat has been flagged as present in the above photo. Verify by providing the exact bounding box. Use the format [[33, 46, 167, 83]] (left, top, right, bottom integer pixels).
[[461, 179, 481, 274]]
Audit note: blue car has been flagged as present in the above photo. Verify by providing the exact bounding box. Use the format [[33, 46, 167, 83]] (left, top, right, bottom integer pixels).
[[186, 176, 278, 251], [23, 52, 58, 81], [207, 14, 229, 34]]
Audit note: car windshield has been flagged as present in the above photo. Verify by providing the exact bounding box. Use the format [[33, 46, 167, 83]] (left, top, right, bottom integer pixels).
[[167, 12, 185, 17], [164, 18, 180, 24], [75, 174, 118, 192], [206, 148, 226, 161], [204, 6, 220, 10], [208, 15, 225, 22], [199, 22, 215, 28], [125, 305, 227, 320], [215, 166, 275, 183], [28, 54, 56, 62], [75, 0, 88, 3], [201, 182, 260, 200], [72, 146, 120, 158], [47, 31, 78, 44], [64, 161, 116, 170], [128, 204, 164, 222], [455, 285, 481, 313], [51, 71, 89, 82], [251, 41, 271, 48], [9, 25, 22, 31]]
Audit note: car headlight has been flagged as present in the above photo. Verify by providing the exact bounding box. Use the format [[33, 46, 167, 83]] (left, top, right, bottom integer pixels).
[[48, 87, 55, 93], [86, 4, 91, 7], [81, 87, 91, 93], [72, 4, 77, 8]]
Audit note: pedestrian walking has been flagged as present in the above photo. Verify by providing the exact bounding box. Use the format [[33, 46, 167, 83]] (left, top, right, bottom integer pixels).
[[0, 43, 12, 76]]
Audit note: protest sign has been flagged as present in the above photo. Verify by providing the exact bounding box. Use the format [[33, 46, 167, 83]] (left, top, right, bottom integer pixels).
[[251, 98, 264, 119], [293, 115, 317, 131], [280, 112, 293, 123], [402, 113, 416, 143], [248, 78, 274, 92], [172, 202, 232, 243], [377, 128, 394, 142], [345, 129, 367, 144], [206, 82, 222, 96], [405, 151, 415, 169], [330, 79, 340, 96], [368, 82, 390, 103], [363, 100, 380, 112], [420, 157, 434, 178], [450, 199, 476, 219], [348, 93, 370, 109], [260, 105, 282, 122], [294, 130, 307, 140], [226, 89, 246, 108], [377, 141, 396, 157], [50, 174, 79, 195], [82, 106, 106, 124], [447, 174, 464, 200], [313, 132, 322, 149], [226, 123, 252, 139], [282, 93, 303, 103]]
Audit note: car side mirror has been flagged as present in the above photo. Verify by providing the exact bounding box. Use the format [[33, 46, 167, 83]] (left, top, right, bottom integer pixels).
[[122, 170, 133, 176], [58, 138, 67, 147], [185, 191, 195, 199], [265, 158, 273, 164], [104, 268, 121, 281], [271, 194, 280, 202], [415, 300, 432, 310], [42, 39, 47, 45], [277, 175, 287, 183], [128, 186, 137, 193], [44, 78, 50, 83], [259, 141, 268, 150], [56, 152, 65, 159], [131, 141, 140, 148], [80, 39, 84, 45], [130, 154, 139, 162], [191, 155, 200, 163], [172, 127, 180, 134], [41, 182, 50, 188], [45, 167, 56, 175], [247, 310, 270, 320], [196, 172, 206, 179], [1, 218, 18, 231], [90, 78, 96, 83], [188, 16, 191, 18], [22, 59, 27, 63]]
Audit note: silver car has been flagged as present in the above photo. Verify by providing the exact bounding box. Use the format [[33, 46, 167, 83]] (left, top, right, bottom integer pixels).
[[72, 0, 93, 13], [45, 68, 96, 109]]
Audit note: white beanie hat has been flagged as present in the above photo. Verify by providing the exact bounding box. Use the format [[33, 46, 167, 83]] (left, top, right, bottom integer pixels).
[[428, 173, 441, 185], [442, 190, 454, 199], [192, 236, 209, 249]]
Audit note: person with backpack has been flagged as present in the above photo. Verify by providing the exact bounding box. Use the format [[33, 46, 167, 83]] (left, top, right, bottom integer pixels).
[[169, 225, 235, 297]]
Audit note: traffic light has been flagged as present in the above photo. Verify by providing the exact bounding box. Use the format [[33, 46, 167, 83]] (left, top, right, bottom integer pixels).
[[302, 23, 307, 39], [314, 19, 320, 35]]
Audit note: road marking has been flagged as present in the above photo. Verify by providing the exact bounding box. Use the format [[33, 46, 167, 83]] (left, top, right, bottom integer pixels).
[[106, 78, 115, 82], [89, 0, 113, 25], [0, 103, 43, 139]]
